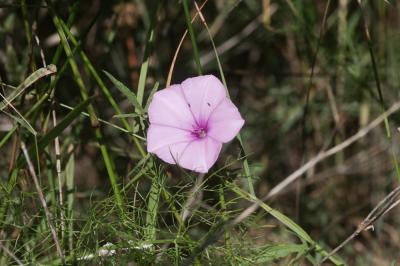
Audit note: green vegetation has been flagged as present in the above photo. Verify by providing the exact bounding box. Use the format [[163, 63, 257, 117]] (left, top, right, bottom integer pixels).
[[0, 0, 400, 265]]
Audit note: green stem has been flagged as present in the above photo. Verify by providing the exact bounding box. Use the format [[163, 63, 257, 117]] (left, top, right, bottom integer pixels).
[[137, 1, 161, 107], [182, 0, 203, 75], [52, 13, 124, 214], [58, 19, 146, 158], [201, 16, 255, 195]]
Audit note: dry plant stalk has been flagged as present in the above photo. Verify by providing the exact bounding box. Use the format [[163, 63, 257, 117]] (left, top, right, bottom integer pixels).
[[0, 241, 23, 266], [52, 111, 65, 239], [20, 142, 64, 262], [33, 27, 66, 241], [166, 0, 208, 87], [181, 173, 205, 222]]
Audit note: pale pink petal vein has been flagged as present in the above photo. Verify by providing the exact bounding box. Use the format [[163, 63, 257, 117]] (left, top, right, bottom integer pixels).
[[147, 75, 244, 173]]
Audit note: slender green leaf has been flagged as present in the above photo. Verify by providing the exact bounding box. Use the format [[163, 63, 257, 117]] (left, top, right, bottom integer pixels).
[[136, 2, 161, 107], [182, 0, 203, 75], [144, 82, 159, 112], [113, 113, 143, 118], [252, 243, 308, 263], [0, 65, 56, 110], [2, 110, 36, 135], [58, 17, 146, 158], [38, 98, 92, 149], [145, 171, 164, 243], [65, 154, 75, 254], [51, 10, 125, 214], [0, 127, 17, 150], [103, 70, 144, 114]]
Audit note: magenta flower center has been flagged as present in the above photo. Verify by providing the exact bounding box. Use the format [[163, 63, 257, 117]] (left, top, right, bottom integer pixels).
[[192, 125, 207, 139]]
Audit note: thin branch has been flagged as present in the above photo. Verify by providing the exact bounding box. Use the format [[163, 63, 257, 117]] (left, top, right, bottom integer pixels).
[[267, 100, 400, 200], [199, 15, 262, 67], [232, 100, 400, 226], [181, 173, 205, 222]]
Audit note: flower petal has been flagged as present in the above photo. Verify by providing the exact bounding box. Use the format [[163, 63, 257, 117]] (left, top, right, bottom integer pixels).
[[150, 141, 192, 165], [207, 98, 245, 143], [148, 84, 195, 130], [147, 124, 194, 153], [177, 137, 222, 173], [181, 75, 227, 125]]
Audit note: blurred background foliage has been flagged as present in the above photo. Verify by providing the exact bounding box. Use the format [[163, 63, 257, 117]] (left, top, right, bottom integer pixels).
[[1, 0, 400, 265]]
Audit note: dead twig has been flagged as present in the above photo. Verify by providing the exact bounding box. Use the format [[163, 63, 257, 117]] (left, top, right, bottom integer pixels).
[[320, 186, 400, 264]]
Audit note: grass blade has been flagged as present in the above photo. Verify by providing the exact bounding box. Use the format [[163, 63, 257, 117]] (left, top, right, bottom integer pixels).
[[136, 2, 161, 107], [0, 65, 56, 110], [144, 81, 159, 112], [58, 17, 146, 158], [38, 98, 92, 150], [50, 9, 125, 215], [145, 172, 164, 243], [1, 110, 36, 135], [65, 152, 75, 255]]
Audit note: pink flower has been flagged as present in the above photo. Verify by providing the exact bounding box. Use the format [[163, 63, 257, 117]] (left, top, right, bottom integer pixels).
[[146, 75, 244, 173]]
